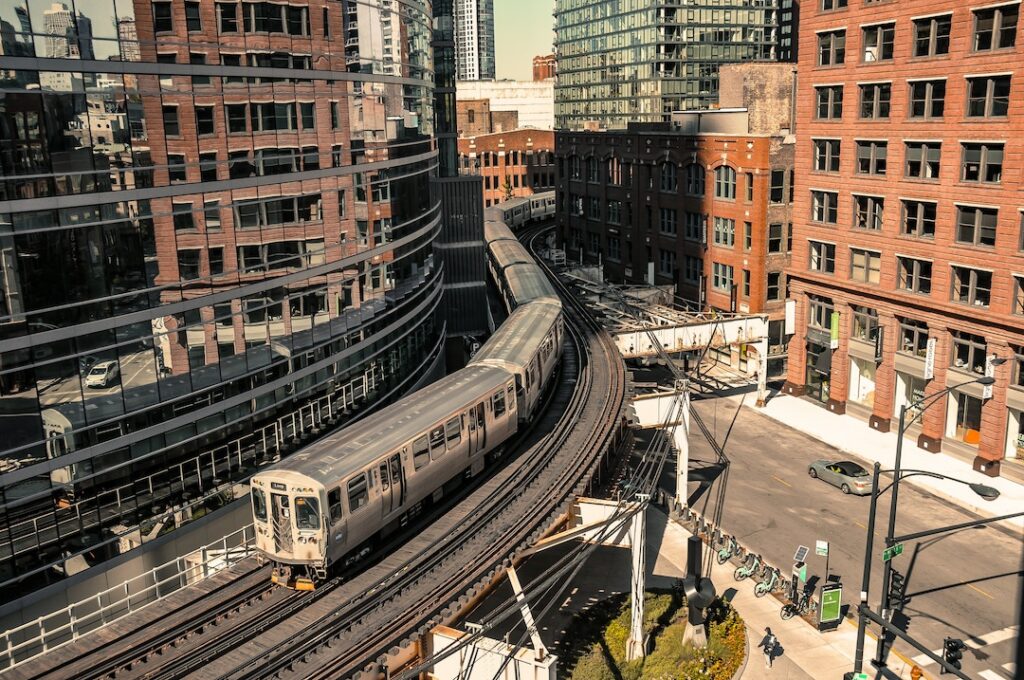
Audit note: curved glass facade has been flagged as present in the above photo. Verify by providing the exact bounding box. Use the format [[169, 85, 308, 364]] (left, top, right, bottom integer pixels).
[[0, 0, 441, 603]]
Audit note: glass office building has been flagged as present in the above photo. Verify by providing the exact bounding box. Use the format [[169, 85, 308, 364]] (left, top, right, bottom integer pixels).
[[554, 0, 794, 130], [0, 0, 442, 604]]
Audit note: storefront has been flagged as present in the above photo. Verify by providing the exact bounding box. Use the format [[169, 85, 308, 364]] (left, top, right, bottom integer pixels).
[[946, 386, 983, 447], [805, 333, 831, 404]]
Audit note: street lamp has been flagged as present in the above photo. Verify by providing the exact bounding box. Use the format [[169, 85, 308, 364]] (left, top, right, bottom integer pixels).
[[852, 370, 1003, 676]]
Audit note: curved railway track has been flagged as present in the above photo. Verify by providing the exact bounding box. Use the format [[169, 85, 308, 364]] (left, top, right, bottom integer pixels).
[[12, 224, 627, 680], [215, 225, 627, 680]]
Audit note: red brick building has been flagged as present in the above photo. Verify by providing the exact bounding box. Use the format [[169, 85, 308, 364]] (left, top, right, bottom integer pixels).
[[458, 129, 556, 207], [533, 53, 556, 81], [785, 0, 1024, 477], [555, 64, 796, 375], [456, 99, 519, 137]]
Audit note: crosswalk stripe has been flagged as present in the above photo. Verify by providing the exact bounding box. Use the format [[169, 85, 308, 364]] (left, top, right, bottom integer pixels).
[[910, 625, 1018, 667], [978, 670, 1008, 680]]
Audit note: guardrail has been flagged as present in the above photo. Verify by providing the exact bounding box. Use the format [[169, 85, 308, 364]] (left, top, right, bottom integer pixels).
[[0, 524, 257, 671]]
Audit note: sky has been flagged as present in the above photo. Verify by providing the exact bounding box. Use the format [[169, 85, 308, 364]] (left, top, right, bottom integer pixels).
[[494, 0, 555, 80]]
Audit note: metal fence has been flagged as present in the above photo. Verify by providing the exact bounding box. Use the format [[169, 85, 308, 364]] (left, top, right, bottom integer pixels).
[[0, 524, 256, 671]]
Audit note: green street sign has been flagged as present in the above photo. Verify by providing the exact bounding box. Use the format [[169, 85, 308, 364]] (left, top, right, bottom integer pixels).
[[852, 674, 869, 680], [819, 584, 843, 624], [882, 543, 904, 562]]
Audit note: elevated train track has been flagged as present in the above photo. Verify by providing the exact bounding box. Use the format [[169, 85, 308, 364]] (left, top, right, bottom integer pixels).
[[11, 223, 627, 680]]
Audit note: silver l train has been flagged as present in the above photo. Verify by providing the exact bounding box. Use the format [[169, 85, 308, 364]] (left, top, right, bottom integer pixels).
[[251, 215, 562, 589]]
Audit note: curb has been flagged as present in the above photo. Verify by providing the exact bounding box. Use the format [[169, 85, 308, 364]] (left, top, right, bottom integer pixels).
[[842, 616, 930, 680]]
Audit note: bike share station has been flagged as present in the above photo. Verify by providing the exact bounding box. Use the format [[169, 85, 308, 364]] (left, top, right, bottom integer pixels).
[[789, 543, 844, 631]]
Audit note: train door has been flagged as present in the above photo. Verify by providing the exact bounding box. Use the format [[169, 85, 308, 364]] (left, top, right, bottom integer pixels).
[[271, 492, 293, 553], [466, 403, 486, 455], [379, 452, 405, 518]]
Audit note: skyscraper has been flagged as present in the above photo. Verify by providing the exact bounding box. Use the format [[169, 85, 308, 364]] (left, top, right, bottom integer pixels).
[[553, 0, 795, 130], [0, 0, 442, 611], [454, 0, 495, 81]]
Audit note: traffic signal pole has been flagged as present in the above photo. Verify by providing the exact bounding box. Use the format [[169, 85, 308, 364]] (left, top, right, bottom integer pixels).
[[852, 462, 882, 674], [860, 607, 971, 679]]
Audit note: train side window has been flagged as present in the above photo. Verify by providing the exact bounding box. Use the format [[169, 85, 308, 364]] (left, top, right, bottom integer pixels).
[[327, 487, 343, 524], [347, 474, 368, 512], [252, 488, 268, 522], [493, 390, 506, 418], [412, 435, 430, 469], [379, 461, 390, 490], [445, 417, 461, 447], [507, 383, 515, 404], [476, 403, 485, 427], [467, 412, 475, 432], [429, 426, 445, 456]]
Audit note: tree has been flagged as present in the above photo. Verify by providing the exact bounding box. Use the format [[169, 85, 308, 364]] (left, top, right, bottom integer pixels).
[[501, 175, 514, 202]]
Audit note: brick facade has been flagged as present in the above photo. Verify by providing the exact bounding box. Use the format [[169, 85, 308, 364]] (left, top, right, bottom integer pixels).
[[785, 0, 1024, 476], [533, 53, 556, 81], [458, 129, 555, 207]]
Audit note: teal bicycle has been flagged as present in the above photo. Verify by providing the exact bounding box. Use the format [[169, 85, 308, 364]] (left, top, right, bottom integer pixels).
[[733, 553, 762, 581], [754, 566, 784, 597]]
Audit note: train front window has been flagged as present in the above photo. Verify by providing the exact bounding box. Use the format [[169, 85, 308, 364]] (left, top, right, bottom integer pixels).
[[295, 497, 320, 529], [252, 488, 267, 521]]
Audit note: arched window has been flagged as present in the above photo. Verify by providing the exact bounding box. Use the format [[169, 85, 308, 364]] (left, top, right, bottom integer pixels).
[[715, 165, 737, 199], [685, 163, 705, 195], [586, 156, 599, 182], [660, 161, 677, 192], [607, 156, 622, 185], [569, 154, 580, 179]]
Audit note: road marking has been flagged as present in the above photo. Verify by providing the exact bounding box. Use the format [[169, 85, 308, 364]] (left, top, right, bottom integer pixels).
[[771, 475, 792, 488], [1003, 662, 1017, 675], [854, 520, 867, 530], [979, 671, 1008, 680], [911, 625, 1019, 666], [968, 583, 995, 600]]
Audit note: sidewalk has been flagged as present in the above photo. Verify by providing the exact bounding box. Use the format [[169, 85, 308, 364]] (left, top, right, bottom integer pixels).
[[741, 393, 1024, 529], [646, 508, 910, 680]]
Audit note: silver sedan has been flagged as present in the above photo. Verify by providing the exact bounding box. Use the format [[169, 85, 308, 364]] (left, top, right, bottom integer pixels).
[[807, 459, 873, 496]]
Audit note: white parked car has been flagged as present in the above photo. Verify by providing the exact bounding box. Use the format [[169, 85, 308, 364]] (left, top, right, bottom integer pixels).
[[84, 361, 119, 388]]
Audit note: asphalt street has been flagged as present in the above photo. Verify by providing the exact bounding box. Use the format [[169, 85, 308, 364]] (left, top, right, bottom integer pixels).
[[679, 394, 1022, 679]]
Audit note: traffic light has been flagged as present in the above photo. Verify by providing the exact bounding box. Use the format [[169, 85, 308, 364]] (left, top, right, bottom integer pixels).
[[888, 570, 907, 610], [941, 637, 965, 674]]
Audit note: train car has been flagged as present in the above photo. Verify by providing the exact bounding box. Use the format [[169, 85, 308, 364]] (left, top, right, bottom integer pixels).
[[484, 218, 517, 245], [499, 263, 559, 310], [528, 192, 556, 221], [486, 240, 534, 284], [251, 365, 518, 589], [497, 197, 531, 229], [470, 300, 563, 422]]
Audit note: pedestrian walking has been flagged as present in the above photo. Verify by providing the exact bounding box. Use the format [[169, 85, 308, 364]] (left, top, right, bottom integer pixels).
[[758, 626, 778, 669]]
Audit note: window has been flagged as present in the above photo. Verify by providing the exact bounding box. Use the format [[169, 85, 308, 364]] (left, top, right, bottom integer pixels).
[[769, 170, 785, 202], [185, 1, 202, 31], [914, 15, 951, 57], [816, 86, 843, 119], [347, 473, 368, 512], [811, 190, 839, 223], [850, 248, 881, 284], [412, 436, 429, 469], [1015, 277, 1024, 315], [715, 166, 736, 199], [153, 2, 172, 32], [607, 236, 620, 261], [1014, 348, 1024, 387], [190, 52, 210, 86], [300, 102, 315, 128], [209, 247, 224, 275], [744, 221, 752, 251], [818, 30, 846, 65], [712, 262, 734, 291], [569, 155, 580, 179], [587, 157, 599, 183], [856, 141, 887, 175], [195, 106, 215, 136], [660, 207, 678, 235], [252, 488, 267, 521], [429, 425, 445, 456], [974, 5, 1018, 51], [327, 488, 343, 524], [162, 105, 179, 136], [853, 195, 884, 231], [660, 162, 677, 192], [685, 164, 705, 195], [814, 139, 841, 172], [205, 200, 221, 229], [951, 330, 988, 374], [901, 200, 936, 238], [899, 317, 929, 356], [745, 173, 754, 202], [809, 296, 834, 329], [713, 217, 735, 247], [658, 249, 676, 276], [177, 249, 201, 280], [967, 76, 1011, 117], [897, 257, 932, 294], [909, 80, 945, 118], [684, 212, 705, 242], [905, 142, 941, 180], [168, 154, 186, 183], [952, 392, 983, 445], [961, 143, 1003, 183], [683, 256, 702, 283], [767, 272, 783, 301], [768, 223, 784, 253], [218, 2, 238, 32], [742, 270, 750, 297], [851, 306, 878, 341], [226, 104, 247, 133], [809, 241, 836, 273], [587, 197, 601, 220], [956, 206, 998, 246], [862, 23, 895, 62], [952, 266, 993, 307], [860, 83, 891, 119], [608, 200, 622, 225], [199, 152, 217, 181], [821, 0, 847, 10]]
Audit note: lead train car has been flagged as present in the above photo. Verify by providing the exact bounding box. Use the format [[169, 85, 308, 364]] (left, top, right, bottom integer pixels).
[[251, 365, 517, 588]]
